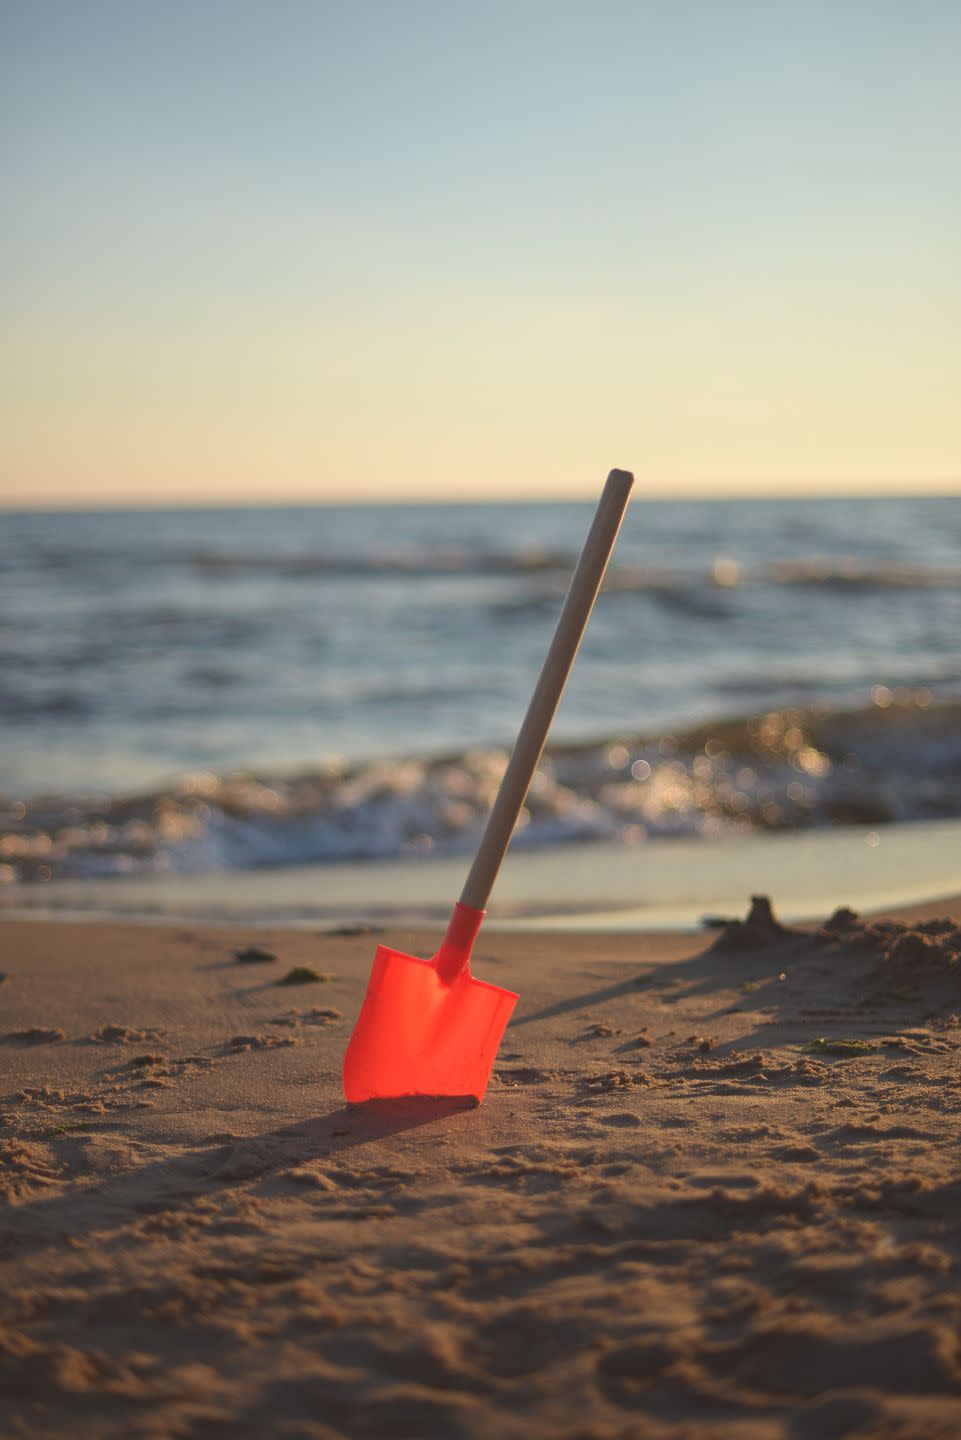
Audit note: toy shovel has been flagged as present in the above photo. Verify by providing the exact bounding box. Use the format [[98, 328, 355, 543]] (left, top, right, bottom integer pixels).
[[342, 468, 635, 1104]]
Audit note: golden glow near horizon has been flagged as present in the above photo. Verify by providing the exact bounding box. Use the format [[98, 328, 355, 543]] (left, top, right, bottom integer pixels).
[[3, 3, 960, 509]]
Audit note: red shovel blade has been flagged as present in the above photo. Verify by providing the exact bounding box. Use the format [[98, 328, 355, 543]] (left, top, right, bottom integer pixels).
[[342, 903, 518, 1104]]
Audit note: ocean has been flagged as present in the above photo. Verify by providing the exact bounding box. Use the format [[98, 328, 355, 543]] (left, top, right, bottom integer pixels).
[[2, 495, 960, 890]]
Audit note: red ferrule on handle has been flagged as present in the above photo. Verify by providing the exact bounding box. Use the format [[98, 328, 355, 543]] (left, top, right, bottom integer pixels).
[[434, 901, 485, 984]]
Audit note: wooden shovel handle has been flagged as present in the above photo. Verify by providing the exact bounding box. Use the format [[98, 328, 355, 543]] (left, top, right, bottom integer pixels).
[[459, 468, 634, 912]]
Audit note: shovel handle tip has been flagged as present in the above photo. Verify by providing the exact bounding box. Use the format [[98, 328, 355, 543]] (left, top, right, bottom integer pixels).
[[459, 468, 634, 912]]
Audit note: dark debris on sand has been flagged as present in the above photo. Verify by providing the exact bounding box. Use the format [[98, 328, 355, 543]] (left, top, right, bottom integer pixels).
[[275, 966, 331, 986], [322, 923, 384, 937], [233, 946, 278, 965]]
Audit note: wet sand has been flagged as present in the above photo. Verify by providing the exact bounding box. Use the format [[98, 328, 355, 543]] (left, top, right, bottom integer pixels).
[[4, 817, 961, 933], [1, 898, 960, 1438]]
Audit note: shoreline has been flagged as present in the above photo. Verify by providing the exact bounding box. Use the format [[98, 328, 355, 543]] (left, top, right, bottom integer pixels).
[[3, 816, 960, 931]]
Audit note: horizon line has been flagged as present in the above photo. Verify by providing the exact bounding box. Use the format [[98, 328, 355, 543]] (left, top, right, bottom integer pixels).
[[2, 482, 960, 514]]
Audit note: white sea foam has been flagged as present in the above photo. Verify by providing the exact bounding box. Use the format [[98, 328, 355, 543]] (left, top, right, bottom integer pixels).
[[3, 698, 960, 884]]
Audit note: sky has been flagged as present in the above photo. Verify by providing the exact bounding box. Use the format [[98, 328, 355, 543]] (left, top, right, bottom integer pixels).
[[2, 0, 960, 507]]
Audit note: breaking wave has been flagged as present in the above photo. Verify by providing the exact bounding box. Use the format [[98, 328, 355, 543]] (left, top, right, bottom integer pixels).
[[3, 695, 960, 885]]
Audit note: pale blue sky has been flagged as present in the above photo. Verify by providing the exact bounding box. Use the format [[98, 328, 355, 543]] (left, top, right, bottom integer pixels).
[[3, 0, 960, 504]]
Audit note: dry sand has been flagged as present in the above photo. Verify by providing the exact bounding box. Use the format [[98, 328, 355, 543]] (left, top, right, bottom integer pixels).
[[1, 897, 960, 1439]]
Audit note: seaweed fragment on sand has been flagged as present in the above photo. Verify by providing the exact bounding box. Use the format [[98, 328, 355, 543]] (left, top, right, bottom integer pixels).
[[804, 1037, 879, 1056]]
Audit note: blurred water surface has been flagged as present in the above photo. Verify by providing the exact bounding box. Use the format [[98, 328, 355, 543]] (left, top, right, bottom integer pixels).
[[2, 496, 960, 881], [4, 495, 959, 792]]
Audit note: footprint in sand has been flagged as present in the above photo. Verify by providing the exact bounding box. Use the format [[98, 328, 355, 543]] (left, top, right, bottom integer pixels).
[[101, 1053, 217, 1095], [581, 1022, 624, 1039], [582, 1069, 656, 1092], [267, 1008, 341, 1028], [598, 1111, 644, 1128], [224, 1034, 302, 1053], [3, 1027, 65, 1045], [87, 1025, 166, 1045], [495, 1066, 552, 1086]]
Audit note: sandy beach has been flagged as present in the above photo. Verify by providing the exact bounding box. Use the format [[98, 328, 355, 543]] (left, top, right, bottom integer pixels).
[[2, 897, 960, 1438], [6, 0, 961, 1431]]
